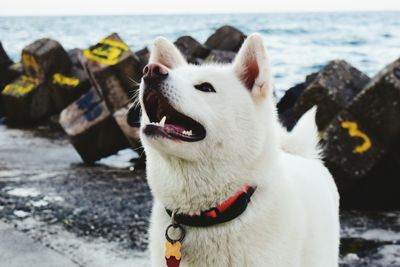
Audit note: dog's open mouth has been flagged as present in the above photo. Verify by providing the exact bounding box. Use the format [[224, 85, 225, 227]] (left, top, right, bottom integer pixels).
[[142, 90, 206, 142]]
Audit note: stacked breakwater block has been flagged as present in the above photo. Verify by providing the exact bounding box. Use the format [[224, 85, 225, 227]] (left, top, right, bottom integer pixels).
[[51, 68, 91, 112], [59, 88, 129, 163], [323, 58, 400, 181], [1, 75, 50, 122], [113, 105, 141, 149], [293, 60, 370, 130], [0, 42, 19, 116], [174, 36, 210, 64], [205, 25, 246, 53], [21, 38, 71, 82], [82, 33, 142, 113], [1, 38, 72, 123], [347, 58, 400, 147], [321, 58, 400, 208]]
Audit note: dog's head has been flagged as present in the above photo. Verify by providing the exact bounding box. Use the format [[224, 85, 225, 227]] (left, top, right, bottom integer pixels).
[[129, 34, 278, 165]]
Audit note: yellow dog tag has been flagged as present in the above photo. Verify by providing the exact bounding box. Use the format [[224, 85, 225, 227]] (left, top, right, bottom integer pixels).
[[165, 241, 182, 260]]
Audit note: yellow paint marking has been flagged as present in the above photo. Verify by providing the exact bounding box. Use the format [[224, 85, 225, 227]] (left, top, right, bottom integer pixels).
[[341, 121, 372, 154], [22, 53, 40, 73], [52, 73, 80, 87], [99, 38, 129, 51], [84, 38, 129, 65], [2, 76, 39, 96]]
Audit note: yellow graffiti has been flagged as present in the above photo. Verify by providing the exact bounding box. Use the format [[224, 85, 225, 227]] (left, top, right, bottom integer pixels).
[[52, 73, 80, 87], [2, 76, 39, 96], [99, 38, 129, 51], [83, 38, 129, 65], [341, 121, 372, 154], [22, 53, 40, 74]]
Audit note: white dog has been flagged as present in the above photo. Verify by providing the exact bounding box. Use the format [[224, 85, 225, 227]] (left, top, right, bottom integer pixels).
[[130, 33, 340, 267]]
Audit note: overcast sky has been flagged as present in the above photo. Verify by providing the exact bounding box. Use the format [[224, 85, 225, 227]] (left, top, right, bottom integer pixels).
[[1, 0, 400, 16]]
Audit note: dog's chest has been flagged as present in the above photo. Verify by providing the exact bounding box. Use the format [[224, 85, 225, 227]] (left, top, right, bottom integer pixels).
[[179, 228, 249, 267]]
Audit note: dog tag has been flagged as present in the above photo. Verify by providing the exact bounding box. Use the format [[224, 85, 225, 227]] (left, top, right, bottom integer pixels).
[[165, 220, 185, 267], [165, 240, 182, 267]]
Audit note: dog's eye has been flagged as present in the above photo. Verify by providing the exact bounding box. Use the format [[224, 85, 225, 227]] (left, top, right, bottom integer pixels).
[[194, 82, 216, 93]]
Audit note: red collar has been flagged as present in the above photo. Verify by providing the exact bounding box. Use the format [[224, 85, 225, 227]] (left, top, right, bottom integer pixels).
[[166, 185, 257, 227]]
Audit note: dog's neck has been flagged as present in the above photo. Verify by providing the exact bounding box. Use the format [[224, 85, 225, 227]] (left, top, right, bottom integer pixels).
[[146, 141, 278, 215]]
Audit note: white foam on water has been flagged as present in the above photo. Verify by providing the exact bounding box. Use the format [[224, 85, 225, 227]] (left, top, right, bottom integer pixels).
[[43, 195, 64, 202], [376, 245, 400, 266], [30, 199, 49, 207], [7, 187, 41, 197], [0, 170, 24, 178], [359, 229, 400, 242], [341, 253, 360, 264], [13, 210, 30, 218], [28, 172, 64, 181], [97, 149, 139, 169]]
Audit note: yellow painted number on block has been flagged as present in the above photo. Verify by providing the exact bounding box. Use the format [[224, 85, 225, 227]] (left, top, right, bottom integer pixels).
[[52, 73, 80, 87], [341, 121, 372, 154], [84, 38, 129, 65], [2, 76, 39, 96]]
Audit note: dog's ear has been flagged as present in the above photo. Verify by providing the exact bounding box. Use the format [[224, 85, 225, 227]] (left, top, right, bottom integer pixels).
[[233, 34, 271, 99], [149, 37, 187, 69]]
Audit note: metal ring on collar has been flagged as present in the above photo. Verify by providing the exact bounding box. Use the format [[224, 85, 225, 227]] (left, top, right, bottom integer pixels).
[[165, 223, 186, 244]]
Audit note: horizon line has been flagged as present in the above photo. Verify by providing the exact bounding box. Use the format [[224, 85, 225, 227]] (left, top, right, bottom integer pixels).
[[1, 9, 399, 17]]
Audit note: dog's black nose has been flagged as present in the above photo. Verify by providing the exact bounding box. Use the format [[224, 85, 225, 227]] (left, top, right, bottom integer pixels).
[[143, 63, 168, 82]]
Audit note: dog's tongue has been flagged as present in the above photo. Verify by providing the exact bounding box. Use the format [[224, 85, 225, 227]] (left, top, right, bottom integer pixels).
[[164, 124, 185, 133]]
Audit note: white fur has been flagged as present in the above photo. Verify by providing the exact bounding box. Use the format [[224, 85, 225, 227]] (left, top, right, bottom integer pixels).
[[280, 106, 322, 159], [139, 34, 340, 267]]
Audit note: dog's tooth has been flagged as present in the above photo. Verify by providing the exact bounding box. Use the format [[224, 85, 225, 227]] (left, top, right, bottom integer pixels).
[[187, 130, 193, 136], [159, 116, 166, 127]]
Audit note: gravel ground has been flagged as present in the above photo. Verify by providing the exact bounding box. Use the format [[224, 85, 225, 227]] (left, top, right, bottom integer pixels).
[[0, 122, 399, 266]]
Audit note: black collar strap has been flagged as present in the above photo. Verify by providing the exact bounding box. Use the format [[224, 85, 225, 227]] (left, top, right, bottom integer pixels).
[[166, 185, 257, 227]]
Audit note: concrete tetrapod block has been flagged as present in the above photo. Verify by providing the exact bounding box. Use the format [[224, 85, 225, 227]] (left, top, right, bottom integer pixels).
[[82, 33, 142, 113], [21, 38, 72, 82], [347, 57, 400, 146], [50, 67, 91, 112], [293, 60, 370, 130], [174, 36, 211, 64], [277, 73, 318, 130], [205, 25, 246, 53], [59, 88, 129, 163], [113, 105, 141, 149], [322, 110, 386, 190], [1, 75, 51, 123]]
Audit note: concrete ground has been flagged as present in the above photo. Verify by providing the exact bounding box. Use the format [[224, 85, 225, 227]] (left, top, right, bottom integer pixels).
[[0, 221, 79, 267], [0, 122, 399, 266]]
